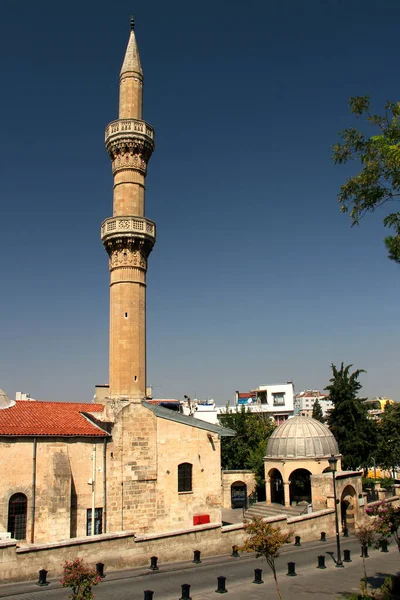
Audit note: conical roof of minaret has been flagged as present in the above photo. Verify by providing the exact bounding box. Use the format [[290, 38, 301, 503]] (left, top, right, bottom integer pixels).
[[120, 18, 142, 76]]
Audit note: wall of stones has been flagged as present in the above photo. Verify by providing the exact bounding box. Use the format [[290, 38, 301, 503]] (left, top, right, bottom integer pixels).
[[0, 507, 350, 583], [0, 437, 105, 544]]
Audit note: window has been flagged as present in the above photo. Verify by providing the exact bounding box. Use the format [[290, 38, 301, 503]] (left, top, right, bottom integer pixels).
[[178, 463, 192, 492], [272, 393, 285, 406], [8, 493, 27, 540], [86, 508, 103, 535]]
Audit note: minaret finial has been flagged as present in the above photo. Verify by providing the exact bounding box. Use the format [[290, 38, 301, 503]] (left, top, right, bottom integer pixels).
[[130, 16, 135, 31]]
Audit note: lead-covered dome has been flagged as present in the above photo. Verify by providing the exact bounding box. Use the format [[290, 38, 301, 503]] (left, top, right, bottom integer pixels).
[[266, 416, 338, 459]]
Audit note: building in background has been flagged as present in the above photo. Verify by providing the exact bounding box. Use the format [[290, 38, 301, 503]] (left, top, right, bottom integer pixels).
[[236, 383, 295, 424], [296, 390, 333, 419], [364, 397, 395, 420]]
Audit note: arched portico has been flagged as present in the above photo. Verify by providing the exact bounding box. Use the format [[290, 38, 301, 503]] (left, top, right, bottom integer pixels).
[[289, 468, 311, 506], [267, 468, 284, 505], [341, 484, 357, 533], [230, 480, 247, 508]]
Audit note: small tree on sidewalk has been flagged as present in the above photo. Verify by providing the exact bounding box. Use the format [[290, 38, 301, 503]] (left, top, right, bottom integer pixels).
[[354, 522, 376, 598], [60, 558, 101, 600], [241, 516, 293, 600]]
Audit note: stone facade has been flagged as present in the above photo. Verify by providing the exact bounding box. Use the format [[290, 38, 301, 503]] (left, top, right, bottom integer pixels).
[[221, 470, 256, 509], [0, 437, 106, 543]]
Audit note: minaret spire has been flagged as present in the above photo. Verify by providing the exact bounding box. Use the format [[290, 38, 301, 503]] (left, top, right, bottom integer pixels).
[[119, 17, 143, 120], [101, 21, 156, 402]]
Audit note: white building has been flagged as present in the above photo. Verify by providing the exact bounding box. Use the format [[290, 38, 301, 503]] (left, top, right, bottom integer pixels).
[[296, 390, 333, 418]]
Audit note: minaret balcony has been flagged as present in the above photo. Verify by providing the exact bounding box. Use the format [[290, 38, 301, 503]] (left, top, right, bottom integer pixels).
[[101, 216, 156, 245], [105, 119, 154, 158]]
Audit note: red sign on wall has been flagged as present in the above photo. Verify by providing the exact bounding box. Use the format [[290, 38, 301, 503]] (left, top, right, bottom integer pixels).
[[193, 514, 210, 526]]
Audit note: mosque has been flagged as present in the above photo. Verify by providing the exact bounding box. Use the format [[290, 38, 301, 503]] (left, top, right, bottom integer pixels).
[[0, 21, 363, 548]]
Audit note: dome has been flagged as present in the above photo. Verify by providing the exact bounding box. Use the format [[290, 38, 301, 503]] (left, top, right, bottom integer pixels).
[[266, 416, 338, 459]]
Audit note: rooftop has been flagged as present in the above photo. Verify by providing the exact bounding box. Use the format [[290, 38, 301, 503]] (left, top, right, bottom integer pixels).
[[0, 401, 108, 437]]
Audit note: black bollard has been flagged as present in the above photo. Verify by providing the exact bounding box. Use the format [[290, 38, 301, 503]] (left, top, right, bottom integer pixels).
[[144, 591, 154, 600], [215, 576, 227, 594], [287, 562, 297, 577], [343, 549, 352, 563], [231, 545, 239, 558], [380, 539, 389, 553], [253, 568, 264, 584], [37, 569, 49, 587], [361, 545, 369, 558], [180, 583, 192, 600], [149, 556, 159, 571], [96, 562, 105, 578], [343, 526, 349, 538], [192, 550, 202, 564], [320, 532, 326, 542], [294, 535, 301, 547], [317, 555, 326, 569]]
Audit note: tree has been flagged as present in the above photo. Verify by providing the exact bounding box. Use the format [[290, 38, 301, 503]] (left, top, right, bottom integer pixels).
[[219, 406, 276, 498], [326, 363, 377, 471], [332, 96, 400, 263], [60, 558, 100, 600], [354, 522, 377, 598], [375, 402, 400, 477], [241, 517, 293, 600], [312, 398, 324, 422]]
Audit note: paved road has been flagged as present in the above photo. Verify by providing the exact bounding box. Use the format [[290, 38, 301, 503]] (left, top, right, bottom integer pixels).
[[0, 537, 399, 599]]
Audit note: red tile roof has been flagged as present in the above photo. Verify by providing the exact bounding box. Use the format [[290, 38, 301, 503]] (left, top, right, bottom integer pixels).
[[0, 401, 108, 437]]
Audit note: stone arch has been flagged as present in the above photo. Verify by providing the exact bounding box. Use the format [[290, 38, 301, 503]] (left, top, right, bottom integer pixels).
[[341, 484, 357, 533], [230, 480, 247, 508], [289, 468, 312, 506], [269, 468, 284, 505]]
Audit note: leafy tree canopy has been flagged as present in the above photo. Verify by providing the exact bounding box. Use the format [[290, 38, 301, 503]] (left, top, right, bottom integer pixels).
[[375, 402, 400, 475], [219, 406, 276, 495], [332, 96, 400, 263], [326, 363, 377, 471], [312, 398, 324, 422], [241, 517, 292, 600]]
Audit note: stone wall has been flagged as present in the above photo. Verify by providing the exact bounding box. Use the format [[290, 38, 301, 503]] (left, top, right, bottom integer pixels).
[[0, 437, 106, 544], [221, 471, 256, 509], [0, 507, 341, 583]]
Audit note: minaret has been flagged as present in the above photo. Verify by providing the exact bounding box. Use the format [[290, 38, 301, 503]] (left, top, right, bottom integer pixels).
[[101, 19, 155, 401]]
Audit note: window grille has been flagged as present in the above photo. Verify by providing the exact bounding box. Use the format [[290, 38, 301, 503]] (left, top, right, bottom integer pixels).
[[178, 463, 192, 492]]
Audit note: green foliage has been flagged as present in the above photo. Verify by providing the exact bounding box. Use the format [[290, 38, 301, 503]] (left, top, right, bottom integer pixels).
[[219, 406, 276, 495], [312, 398, 324, 422], [241, 517, 293, 600], [60, 558, 100, 600], [326, 363, 377, 471], [375, 402, 400, 474], [332, 96, 400, 263]]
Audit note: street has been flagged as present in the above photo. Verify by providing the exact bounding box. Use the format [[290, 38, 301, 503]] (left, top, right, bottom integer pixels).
[[0, 536, 399, 599]]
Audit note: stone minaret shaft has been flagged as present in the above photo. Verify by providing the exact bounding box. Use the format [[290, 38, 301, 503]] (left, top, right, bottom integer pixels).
[[101, 20, 155, 401]]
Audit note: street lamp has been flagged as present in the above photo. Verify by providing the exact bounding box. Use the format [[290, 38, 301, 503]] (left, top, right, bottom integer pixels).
[[328, 455, 344, 568]]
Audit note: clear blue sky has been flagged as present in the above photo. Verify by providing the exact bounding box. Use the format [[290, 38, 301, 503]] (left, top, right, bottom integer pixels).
[[1, 0, 399, 404]]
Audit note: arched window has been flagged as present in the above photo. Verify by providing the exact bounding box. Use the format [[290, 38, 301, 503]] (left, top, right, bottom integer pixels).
[[178, 463, 192, 492], [8, 493, 28, 540]]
